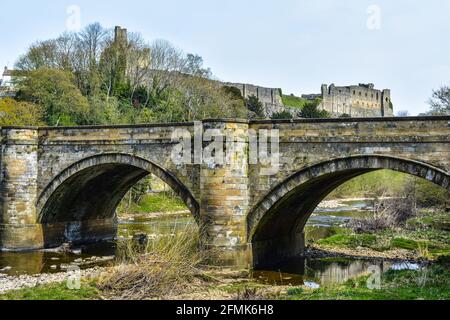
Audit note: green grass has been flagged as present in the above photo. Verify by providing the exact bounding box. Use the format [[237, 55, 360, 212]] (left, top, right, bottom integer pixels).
[[407, 211, 450, 231], [281, 95, 308, 109], [130, 192, 188, 213], [390, 238, 434, 251], [314, 209, 450, 258], [0, 282, 100, 300], [285, 265, 450, 300]]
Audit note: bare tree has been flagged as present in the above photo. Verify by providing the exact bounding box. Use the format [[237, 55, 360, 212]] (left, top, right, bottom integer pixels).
[[428, 85, 450, 115]]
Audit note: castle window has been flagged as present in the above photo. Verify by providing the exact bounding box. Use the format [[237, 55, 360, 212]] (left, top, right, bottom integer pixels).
[[353, 90, 356, 95], [359, 92, 361, 96]]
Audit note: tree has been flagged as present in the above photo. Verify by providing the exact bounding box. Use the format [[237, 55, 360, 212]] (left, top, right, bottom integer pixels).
[[271, 110, 293, 120], [300, 100, 330, 118], [0, 98, 44, 126], [15, 69, 90, 126], [427, 85, 450, 115], [12, 23, 250, 125], [183, 54, 212, 78], [246, 95, 265, 119]]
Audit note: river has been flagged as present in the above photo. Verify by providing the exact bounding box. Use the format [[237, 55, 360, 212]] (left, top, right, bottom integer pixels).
[[0, 200, 420, 288]]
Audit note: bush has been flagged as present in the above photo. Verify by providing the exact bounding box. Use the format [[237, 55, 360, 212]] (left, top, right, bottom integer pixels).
[[246, 95, 265, 119], [349, 197, 417, 233], [98, 224, 212, 299], [271, 110, 293, 120], [0, 98, 44, 126], [300, 100, 330, 118]]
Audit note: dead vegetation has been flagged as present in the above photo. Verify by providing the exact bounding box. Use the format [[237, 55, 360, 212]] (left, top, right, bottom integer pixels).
[[97, 224, 216, 300], [349, 192, 417, 233]]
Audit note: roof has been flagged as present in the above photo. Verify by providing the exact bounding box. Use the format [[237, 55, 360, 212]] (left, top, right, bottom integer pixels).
[[3, 67, 13, 77]]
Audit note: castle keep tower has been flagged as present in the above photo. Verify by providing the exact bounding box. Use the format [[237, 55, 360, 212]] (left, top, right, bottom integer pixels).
[[311, 83, 394, 117], [114, 26, 128, 46]]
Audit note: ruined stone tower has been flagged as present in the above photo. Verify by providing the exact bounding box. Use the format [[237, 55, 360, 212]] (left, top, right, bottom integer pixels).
[[114, 26, 128, 46], [313, 83, 394, 117]]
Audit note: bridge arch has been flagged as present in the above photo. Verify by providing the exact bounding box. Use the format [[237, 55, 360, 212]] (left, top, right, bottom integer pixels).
[[247, 155, 450, 267], [37, 153, 199, 247]]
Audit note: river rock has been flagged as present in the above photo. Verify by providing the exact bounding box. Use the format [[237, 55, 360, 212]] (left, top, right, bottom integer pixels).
[[0, 266, 12, 272]]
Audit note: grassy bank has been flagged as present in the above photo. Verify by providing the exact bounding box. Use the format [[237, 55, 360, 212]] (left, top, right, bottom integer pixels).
[[119, 192, 188, 215], [3, 262, 450, 300], [281, 95, 308, 109], [284, 264, 450, 300], [312, 209, 450, 260], [0, 282, 100, 300]]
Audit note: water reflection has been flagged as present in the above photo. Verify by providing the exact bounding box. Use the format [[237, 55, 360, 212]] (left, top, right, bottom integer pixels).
[[0, 213, 195, 277], [0, 200, 393, 285], [253, 257, 421, 287]]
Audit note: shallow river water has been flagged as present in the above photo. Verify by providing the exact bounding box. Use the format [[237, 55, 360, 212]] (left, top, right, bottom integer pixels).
[[0, 200, 420, 287]]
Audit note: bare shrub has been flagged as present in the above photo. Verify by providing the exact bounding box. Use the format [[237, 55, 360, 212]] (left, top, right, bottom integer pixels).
[[349, 191, 417, 233], [235, 287, 266, 300], [97, 224, 214, 300]]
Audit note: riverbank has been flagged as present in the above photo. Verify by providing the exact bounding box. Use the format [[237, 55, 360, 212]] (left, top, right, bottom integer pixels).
[[1, 200, 448, 300], [309, 209, 450, 262], [2, 259, 450, 300], [0, 267, 106, 295]]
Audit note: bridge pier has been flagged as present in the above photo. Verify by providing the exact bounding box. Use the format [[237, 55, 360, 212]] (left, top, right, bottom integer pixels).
[[199, 121, 252, 267], [0, 128, 44, 250]]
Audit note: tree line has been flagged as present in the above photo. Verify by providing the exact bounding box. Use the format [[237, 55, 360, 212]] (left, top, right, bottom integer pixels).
[[1, 23, 254, 126], [0, 22, 448, 127]]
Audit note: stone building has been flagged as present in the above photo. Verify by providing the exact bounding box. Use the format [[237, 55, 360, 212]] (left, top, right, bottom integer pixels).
[[303, 83, 393, 117], [220, 82, 286, 116], [0, 67, 16, 99], [114, 26, 128, 45]]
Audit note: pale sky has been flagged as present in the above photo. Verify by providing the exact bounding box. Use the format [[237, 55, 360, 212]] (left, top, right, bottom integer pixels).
[[1, 0, 449, 115]]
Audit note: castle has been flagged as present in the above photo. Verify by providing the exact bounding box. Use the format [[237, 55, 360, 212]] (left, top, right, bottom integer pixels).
[[221, 82, 393, 118], [303, 83, 394, 117], [112, 26, 394, 118]]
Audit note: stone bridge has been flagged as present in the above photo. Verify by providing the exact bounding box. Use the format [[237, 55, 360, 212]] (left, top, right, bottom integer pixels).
[[1, 117, 449, 267]]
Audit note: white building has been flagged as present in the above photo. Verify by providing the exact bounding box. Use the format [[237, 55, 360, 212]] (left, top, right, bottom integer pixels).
[[1, 67, 13, 87], [0, 66, 16, 98]]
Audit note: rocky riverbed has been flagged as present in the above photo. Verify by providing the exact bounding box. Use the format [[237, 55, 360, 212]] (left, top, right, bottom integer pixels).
[[0, 267, 107, 294]]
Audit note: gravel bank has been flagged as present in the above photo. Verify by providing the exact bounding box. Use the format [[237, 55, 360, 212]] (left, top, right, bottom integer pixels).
[[0, 267, 107, 294]]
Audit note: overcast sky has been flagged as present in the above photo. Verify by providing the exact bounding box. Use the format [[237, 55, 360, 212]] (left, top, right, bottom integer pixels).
[[1, 0, 449, 115]]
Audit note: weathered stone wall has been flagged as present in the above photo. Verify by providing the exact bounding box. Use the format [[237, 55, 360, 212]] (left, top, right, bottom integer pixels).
[[220, 82, 284, 117], [222, 82, 283, 107], [0, 116, 449, 267], [246, 117, 449, 265], [248, 117, 449, 210], [35, 124, 199, 199], [316, 84, 394, 117], [0, 128, 42, 250]]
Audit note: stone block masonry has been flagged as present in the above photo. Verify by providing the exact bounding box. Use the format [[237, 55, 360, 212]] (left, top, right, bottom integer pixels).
[[0, 116, 449, 268]]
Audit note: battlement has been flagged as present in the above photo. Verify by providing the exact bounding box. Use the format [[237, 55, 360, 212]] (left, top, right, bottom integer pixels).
[[308, 83, 394, 117]]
